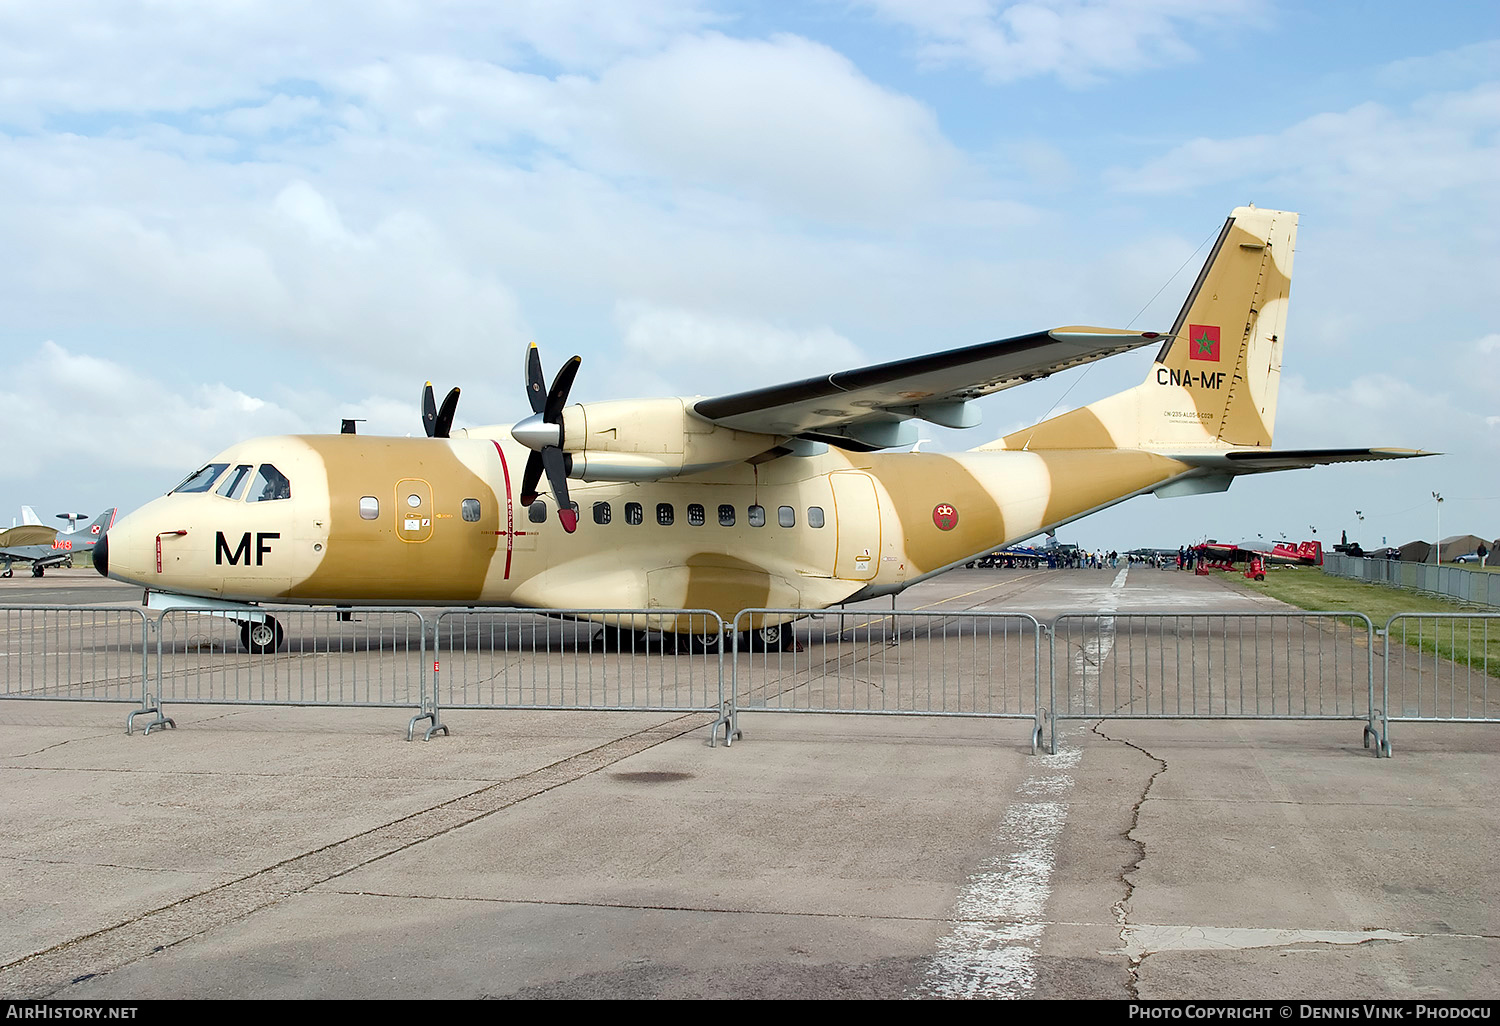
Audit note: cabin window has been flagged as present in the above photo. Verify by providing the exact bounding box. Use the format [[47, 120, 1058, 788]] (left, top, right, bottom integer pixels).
[[657, 503, 674, 526], [687, 503, 705, 526], [778, 505, 795, 528], [748, 505, 766, 528], [406, 493, 422, 508], [246, 464, 291, 502], [808, 506, 825, 529], [625, 502, 643, 526], [461, 498, 481, 522], [528, 501, 547, 523], [171, 463, 228, 494], [718, 504, 735, 527], [216, 464, 254, 501], [359, 496, 379, 520], [593, 501, 612, 525]]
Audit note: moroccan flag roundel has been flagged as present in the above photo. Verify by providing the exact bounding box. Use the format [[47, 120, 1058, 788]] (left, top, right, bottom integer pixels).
[[1188, 324, 1220, 362]]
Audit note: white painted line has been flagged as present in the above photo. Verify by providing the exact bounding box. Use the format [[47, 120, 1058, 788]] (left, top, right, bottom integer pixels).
[[918, 573, 1129, 998]]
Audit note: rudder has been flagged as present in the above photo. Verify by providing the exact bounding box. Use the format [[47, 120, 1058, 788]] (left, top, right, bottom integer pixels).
[[1150, 206, 1296, 449]]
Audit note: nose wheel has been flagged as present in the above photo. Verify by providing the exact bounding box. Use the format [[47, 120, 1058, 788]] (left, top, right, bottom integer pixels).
[[239, 617, 283, 654]]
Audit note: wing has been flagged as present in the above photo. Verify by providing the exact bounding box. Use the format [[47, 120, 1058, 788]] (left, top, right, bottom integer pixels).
[[693, 326, 1165, 450]]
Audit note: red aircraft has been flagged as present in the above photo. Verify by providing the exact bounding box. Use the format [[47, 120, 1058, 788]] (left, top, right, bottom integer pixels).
[[1193, 540, 1323, 579]]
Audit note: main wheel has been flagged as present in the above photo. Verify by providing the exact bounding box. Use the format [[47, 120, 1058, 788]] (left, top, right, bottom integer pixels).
[[239, 617, 283, 654], [32, 565, 44, 578], [746, 623, 791, 652], [689, 629, 723, 655], [1, 567, 12, 578]]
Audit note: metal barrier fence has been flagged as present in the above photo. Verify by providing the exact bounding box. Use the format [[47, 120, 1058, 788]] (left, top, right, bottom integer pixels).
[[1050, 611, 1384, 756], [430, 609, 730, 744], [156, 607, 428, 735], [1383, 614, 1499, 732], [7, 604, 1499, 756], [730, 608, 1045, 750], [1323, 554, 1500, 609], [0, 607, 159, 729]]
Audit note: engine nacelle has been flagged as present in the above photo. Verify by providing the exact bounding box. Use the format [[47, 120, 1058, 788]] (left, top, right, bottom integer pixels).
[[560, 398, 781, 480]]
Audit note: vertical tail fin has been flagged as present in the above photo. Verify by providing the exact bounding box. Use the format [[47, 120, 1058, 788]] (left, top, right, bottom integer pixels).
[[988, 206, 1297, 453], [79, 508, 117, 543]]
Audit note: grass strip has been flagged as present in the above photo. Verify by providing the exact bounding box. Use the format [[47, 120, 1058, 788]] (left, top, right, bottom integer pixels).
[[1229, 566, 1498, 675]]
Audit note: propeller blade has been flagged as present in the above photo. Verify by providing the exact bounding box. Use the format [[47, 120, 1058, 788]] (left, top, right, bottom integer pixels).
[[421, 382, 438, 437], [519, 452, 544, 508], [525, 343, 546, 415], [541, 445, 576, 533], [434, 387, 460, 438], [544, 356, 582, 424]]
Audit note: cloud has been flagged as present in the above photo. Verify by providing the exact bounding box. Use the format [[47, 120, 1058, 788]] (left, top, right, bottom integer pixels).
[[586, 33, 962, 219], [0, 1, 715, 123], [859, 0, 1262, 86], [1105, 83, 1500, 207], [612, 302, 867, 398]]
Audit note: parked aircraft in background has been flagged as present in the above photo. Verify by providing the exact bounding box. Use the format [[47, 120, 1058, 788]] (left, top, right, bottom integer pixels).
[[94, 207, 1433, 652], [0, 509, 117, 578], [1195, 539, 1323, 579]]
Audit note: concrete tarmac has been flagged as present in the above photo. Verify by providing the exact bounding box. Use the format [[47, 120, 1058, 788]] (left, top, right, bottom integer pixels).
[[0, 568, 1495, 999]]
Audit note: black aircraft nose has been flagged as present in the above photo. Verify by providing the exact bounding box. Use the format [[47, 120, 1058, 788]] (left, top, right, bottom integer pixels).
[[94, 533, 108, 577]]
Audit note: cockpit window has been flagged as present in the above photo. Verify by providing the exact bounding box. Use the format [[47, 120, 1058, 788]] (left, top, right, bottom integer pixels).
[[246, 464, 291, 503], [171, 463, 228, 494], [215, 464, 254, 501]]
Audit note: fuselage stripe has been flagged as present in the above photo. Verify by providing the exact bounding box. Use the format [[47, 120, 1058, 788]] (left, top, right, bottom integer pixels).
[[491, 441, 513, 580]]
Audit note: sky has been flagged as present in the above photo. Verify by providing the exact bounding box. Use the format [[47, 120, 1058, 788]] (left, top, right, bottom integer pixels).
[[2, 0, 1497, 551]]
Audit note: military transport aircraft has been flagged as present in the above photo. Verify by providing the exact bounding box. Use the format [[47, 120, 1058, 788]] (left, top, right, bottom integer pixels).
[[1, 509, 116, 578], [94, 206, 1432, 652]]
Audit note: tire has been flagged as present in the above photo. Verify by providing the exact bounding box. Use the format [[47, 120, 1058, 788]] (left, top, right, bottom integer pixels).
[[745, 623, 790, 652], [239, 617, 283, 654], [1, 567, 12, 579], [32, 565, 44, 578], [688, 630, 722, 655]]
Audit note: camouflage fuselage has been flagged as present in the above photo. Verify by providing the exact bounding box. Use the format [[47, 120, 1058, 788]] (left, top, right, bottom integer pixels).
[[101, 434, 1191, 622]]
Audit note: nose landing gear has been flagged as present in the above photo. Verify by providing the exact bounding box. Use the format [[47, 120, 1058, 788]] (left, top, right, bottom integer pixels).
[[238, 617, 283, 654]]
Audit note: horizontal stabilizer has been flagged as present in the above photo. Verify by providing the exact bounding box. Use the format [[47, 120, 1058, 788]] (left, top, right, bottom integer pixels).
[[1172, 447, 1436, 472]]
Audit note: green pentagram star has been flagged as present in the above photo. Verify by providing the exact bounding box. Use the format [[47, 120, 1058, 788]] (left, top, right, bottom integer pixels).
[[1194, 332, 1216, 356]]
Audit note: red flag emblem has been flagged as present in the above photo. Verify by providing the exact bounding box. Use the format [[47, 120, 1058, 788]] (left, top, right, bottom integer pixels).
[[933, 504, 959, 531], [1188, 324, 1220, 362]]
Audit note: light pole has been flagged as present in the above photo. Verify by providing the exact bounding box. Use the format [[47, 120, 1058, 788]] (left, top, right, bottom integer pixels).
[[1432, 492, 1443, 565]]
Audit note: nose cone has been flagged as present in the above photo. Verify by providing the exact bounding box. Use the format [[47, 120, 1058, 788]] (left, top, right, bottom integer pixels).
[[512, 413, 562, 451], [94, 533, 109, 577]]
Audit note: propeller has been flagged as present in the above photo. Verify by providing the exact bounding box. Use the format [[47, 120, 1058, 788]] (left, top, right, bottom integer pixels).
[[512, 343, 582, 534], [421, 382, 461, 438]]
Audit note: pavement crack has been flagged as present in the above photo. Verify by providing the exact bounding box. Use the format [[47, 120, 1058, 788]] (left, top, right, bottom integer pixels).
[[1089, 719, 1167, 1000], [3, 732, 120, 759]]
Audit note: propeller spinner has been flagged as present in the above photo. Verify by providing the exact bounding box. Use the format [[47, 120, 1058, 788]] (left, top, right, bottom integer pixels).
[[421, 382, 461, 438], [512, 343, 582, 534]]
